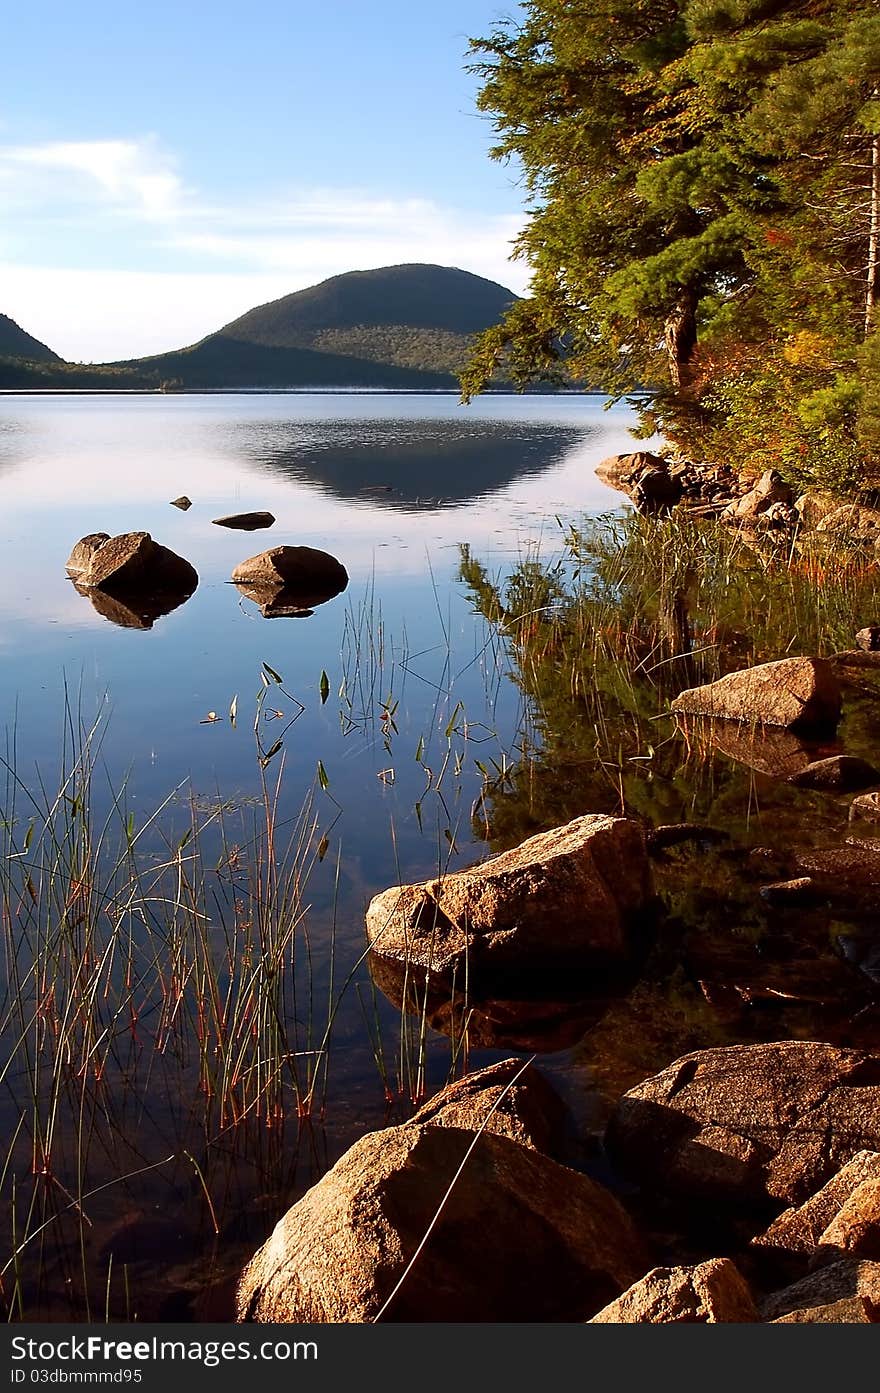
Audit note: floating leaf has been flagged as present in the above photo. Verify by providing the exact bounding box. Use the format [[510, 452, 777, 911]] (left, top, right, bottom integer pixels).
[[415, 736, 424, 763], [319, 670, 330, 705], [317, 834, 330, 862], [23, 822, 33, 851], [317, 760, 329, 791], [262, 661, 284, 684], [229, 694, 238, 728]]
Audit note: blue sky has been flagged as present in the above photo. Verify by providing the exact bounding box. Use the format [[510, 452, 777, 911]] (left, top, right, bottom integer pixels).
[[1, 2, 528, 361]]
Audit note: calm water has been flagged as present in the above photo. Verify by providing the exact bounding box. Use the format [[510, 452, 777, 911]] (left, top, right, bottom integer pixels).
[[0, 392, 634, 1319]]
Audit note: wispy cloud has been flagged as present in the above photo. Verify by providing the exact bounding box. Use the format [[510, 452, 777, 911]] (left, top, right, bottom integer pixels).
[[0, 136, 528, 359]]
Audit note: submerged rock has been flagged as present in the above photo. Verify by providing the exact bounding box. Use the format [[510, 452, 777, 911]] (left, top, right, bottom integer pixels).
[[212, 511, 275, 531], [788, 754, 880, 793], [671, 657, 841, 734], [236, 1123, 649, 1322], [365, 814, 654, 983], [589, 1258, 758, 1324], [606, 1041, 880, 1208], [231, 545, 348, 595]]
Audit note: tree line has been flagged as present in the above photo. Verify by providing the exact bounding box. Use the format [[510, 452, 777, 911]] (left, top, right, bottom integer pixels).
[[461, 0, 880, 491]]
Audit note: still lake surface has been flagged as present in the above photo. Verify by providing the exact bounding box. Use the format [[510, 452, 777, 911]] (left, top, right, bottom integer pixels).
[[0, 392, 633, 1318]]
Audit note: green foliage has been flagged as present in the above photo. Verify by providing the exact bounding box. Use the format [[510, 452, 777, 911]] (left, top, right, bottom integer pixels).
[[462, 0, 880, 486]]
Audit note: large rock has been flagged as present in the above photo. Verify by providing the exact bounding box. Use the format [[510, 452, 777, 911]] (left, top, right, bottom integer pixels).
[[752, 1151, 880, 1268], [794, 491, 838, 530], [595, 451, 667, 493], [588, 1258, 758, 1323], [813, 1178, 880, 1266], [606, 1041, 880, 1208], [762, 1259, 880, 1322], [408, 1059, 567, 1156], [231, 545, 347, 597], [236, 1123, 649, 1322], [725, 470, 792, 525], [671, 657, 841, 734], [66, 531, 198, 602], [365, 815, 653, 982], [817, 503, 880, 543]]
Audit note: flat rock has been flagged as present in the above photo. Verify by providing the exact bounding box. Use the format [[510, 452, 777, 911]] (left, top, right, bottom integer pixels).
[[231, 545, 348, 599], [671, 657, 841, 734], [588, 1258, 758, 1323], [365, 814, 653, 982], [788, 754, 880, 793], [761, 1258, 880, 1322], [605, 1041, 880, 1208], [212, 511, 275, 531], [236, 1123, 649, 1322], [407, 1058, 567, 1157], [752, 1152, 880, 1265], [169, 496, 192, 511]]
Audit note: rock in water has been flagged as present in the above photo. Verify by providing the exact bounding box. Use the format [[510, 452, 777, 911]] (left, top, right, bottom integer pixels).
[[589, 1259, 758, 1323], [231, 546, 348, 597], [212, 511, 275, 531], [365, 814, 653, 982], [65, 533, 110, 576], [671, 657, 841, 734], [64, 526, 197, 598], [169, 496, 192, 511], [236, 1123, 649, 1322], [606, 1041, 880, 1207]]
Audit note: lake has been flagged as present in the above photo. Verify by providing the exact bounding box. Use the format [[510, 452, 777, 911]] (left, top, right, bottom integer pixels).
[[0, 391, 636, 1319]]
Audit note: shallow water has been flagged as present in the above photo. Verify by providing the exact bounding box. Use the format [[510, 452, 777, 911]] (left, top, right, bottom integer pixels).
[[0, 391, 638, 1319]]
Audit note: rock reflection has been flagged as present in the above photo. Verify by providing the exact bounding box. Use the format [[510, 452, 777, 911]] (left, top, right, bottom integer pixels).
[[675, 716, 828, 779], [72, 580, 197, 630], [369, 952, 614, 1053], [233, 578, 344, 619]]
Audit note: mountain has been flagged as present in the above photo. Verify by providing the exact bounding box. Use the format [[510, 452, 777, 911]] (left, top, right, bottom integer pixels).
[[0, 264, 518, 390], [114, 264, 518, 388], [0, 314, 61, 364]]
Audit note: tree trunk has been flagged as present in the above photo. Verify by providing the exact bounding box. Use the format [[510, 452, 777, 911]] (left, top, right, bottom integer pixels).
[[664, 286, 698, 389], [866, 126, 879, 336]]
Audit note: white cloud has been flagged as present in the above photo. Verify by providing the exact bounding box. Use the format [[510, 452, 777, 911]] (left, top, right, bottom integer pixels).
[[0, 137, 529, 359]]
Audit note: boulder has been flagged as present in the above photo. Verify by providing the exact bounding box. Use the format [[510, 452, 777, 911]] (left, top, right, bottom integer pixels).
[[212, 511, 275, 531], [231, 546, 348, 599], [856, 625, 880, 652], [813, 1177, 880, 1266], [236, 1123, 649, 1322], [752, 1152, 880, 1267], [817, 504, 880, 542], [588, 1258, 758, 1323], [671, 657, 841, 734], [66, 531, 198, 601], [595, 451, 667, 493], [794, 492, 838, 530], [787, 754, 880, 793], [407, 1058, 567, 1157], [605, 1041, 880, 1208], [762, 1258, 880, 1322], [365, 814, 654, 982], [851, 791, 880, 823], [725, 470, 792, 525], [65, 532, 110, 575]]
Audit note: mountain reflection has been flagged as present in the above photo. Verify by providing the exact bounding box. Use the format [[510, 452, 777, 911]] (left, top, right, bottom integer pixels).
[[225, 417, 590, 509]]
